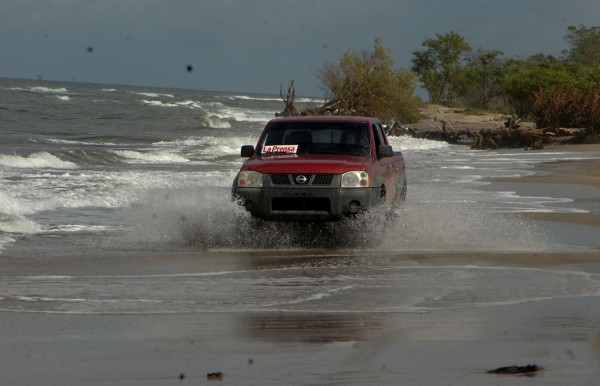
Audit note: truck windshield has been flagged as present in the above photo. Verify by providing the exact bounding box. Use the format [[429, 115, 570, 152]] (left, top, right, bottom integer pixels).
[[259, 121, 371, 156]]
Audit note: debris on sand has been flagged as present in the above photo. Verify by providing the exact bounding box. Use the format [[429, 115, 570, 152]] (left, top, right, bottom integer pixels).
[[207, 371, 224, 380], [487, 364, 544, 375]]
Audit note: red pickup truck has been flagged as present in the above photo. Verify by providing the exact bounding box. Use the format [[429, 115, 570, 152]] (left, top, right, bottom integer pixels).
[[232, 116, 406, 222]]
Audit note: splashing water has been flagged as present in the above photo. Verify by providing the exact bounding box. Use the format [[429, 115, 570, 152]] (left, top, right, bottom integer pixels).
[[120, 186, 547, 252]]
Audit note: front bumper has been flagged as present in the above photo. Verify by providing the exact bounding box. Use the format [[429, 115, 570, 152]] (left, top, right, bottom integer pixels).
[[233, 184, 379, 221]]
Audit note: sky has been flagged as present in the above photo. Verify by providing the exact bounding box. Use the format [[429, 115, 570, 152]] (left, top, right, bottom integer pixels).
[[1, 0, 599, 97]]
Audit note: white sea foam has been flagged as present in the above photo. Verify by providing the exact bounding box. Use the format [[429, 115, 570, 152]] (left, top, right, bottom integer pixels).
[[46, 138, 117, 146], [131, 91, 174, 98], [55, 95, 70, 101], [0, 170, 201, 220], [209, 107, 274, 123], [139, 96, 275, 124], [0, 234, 15, 254], [441, 165, 475, 170], [206, 116, 232, 128], [140, 99, 179, 107], [230, 95, 281, 102], [152, 134, 257, 159], [176, 100, 204, 109], [388, 136, 450, 152], [141, 99, 208, 110], [230, 94, 324, 104], [0, 191, 43, 234], [0, 216, 41, 234], [29, 86, 68, 94], [43, 224, 112, 233], [0, 152, 78, 169], [110, 149, 190, 164]]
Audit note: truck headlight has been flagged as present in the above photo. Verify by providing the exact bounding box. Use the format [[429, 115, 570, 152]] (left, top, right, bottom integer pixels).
[[237, 170, 263, 187], [341, 171, 369, 188]]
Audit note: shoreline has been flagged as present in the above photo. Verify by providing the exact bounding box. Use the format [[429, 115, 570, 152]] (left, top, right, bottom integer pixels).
[[405, 104, 598, 148], [496, 142, 600, 228]]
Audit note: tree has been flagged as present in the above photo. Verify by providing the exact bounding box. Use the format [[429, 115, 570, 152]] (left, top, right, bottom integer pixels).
[[411, 31, 471, 104], [563, 24, 600, 66], [501, 55, 585, 117], [317, 36, 421, 126], [462, 48, 505, 109]]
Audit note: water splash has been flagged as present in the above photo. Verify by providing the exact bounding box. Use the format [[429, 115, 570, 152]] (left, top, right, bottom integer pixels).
[[380, 200, 549, 252], [120, 187, 392, 250]]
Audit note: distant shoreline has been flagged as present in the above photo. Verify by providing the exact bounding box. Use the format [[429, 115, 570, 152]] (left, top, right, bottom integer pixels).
[[399, 104, 598, 149]]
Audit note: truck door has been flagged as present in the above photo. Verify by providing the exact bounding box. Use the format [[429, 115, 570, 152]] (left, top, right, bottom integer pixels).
[[373, 122, 399, 204]]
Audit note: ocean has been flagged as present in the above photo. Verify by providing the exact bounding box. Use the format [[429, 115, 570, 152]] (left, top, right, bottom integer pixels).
[[2, 77, 600, 316]]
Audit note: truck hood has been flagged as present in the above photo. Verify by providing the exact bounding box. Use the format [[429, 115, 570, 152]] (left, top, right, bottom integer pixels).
[[241, 154, 368, 174]]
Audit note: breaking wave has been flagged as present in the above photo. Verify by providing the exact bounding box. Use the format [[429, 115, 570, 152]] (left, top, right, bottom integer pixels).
[[0, 152, 78, 169]]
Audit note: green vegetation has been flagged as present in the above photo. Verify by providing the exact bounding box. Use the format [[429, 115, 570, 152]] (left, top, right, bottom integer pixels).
[[290, 24, 599, 135], [317, 36, 422, 127], [411, 31, 472, 105], [408, 24, 600, 131]]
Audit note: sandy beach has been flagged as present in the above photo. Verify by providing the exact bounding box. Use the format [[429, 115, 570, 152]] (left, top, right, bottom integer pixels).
[[2, 144, 600, 385]]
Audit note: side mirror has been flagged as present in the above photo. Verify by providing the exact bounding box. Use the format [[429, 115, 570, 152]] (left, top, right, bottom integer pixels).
[[378, 144, 393, 158], [241, 145, 254, 157]]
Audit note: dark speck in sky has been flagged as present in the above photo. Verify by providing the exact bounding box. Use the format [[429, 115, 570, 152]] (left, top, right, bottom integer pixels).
[[186, 65, 193, 72]]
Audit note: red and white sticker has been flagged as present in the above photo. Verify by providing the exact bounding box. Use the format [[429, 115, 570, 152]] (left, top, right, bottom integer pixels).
[[263, 154, 298, 159], [262, 145, 298, 154]]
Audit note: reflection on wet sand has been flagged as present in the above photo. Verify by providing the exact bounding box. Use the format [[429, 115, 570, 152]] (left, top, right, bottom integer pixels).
[[245, 312, 386, 344]]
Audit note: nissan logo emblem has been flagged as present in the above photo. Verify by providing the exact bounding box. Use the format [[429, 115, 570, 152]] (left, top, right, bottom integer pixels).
[[295, 175, 308, 184]]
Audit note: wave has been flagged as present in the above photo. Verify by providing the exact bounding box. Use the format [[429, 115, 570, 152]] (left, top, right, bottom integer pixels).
[[46, 138, 118, 146], [140, 99, 205, 110], [29, 86, 69, 94], [140, 99, 179, 108], [139, 99, 273, 126], [230, 94, 325, 104], [0, 191, 42, 236], [0, 214, 41, 234], [229, 95, 281, 102], [205, 116, 231, 129], [110, 149, 190, 164], [208, 107, 274, 123], [388, 136, 451, 152], [0, 152, 78, 169], [44, 224, 112, 233], [0, 234, 15, 254], [8, 86, 69, 94], [152, 134, 257, 159], [130, 91, 174, 98]]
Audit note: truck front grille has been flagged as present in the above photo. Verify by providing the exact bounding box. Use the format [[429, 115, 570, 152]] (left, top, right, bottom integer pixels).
[[270, 174, 334, 186], [270, 174, 290, 185], [312, 174, 334, 185]]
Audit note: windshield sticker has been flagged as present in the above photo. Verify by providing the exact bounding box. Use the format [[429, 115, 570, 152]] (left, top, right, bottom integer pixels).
[[263, 154, 298, 159], [262, 145, 298, 154]]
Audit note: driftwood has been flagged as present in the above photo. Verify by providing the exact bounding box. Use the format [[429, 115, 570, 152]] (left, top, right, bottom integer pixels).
[[277, 81, 299, 117], [276, 80, 330, 117], [504, 114, 522, 129]]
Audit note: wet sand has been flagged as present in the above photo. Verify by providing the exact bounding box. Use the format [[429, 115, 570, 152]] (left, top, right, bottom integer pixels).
[[2, 145, 600, 385], [500, 143, 600, 230]]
